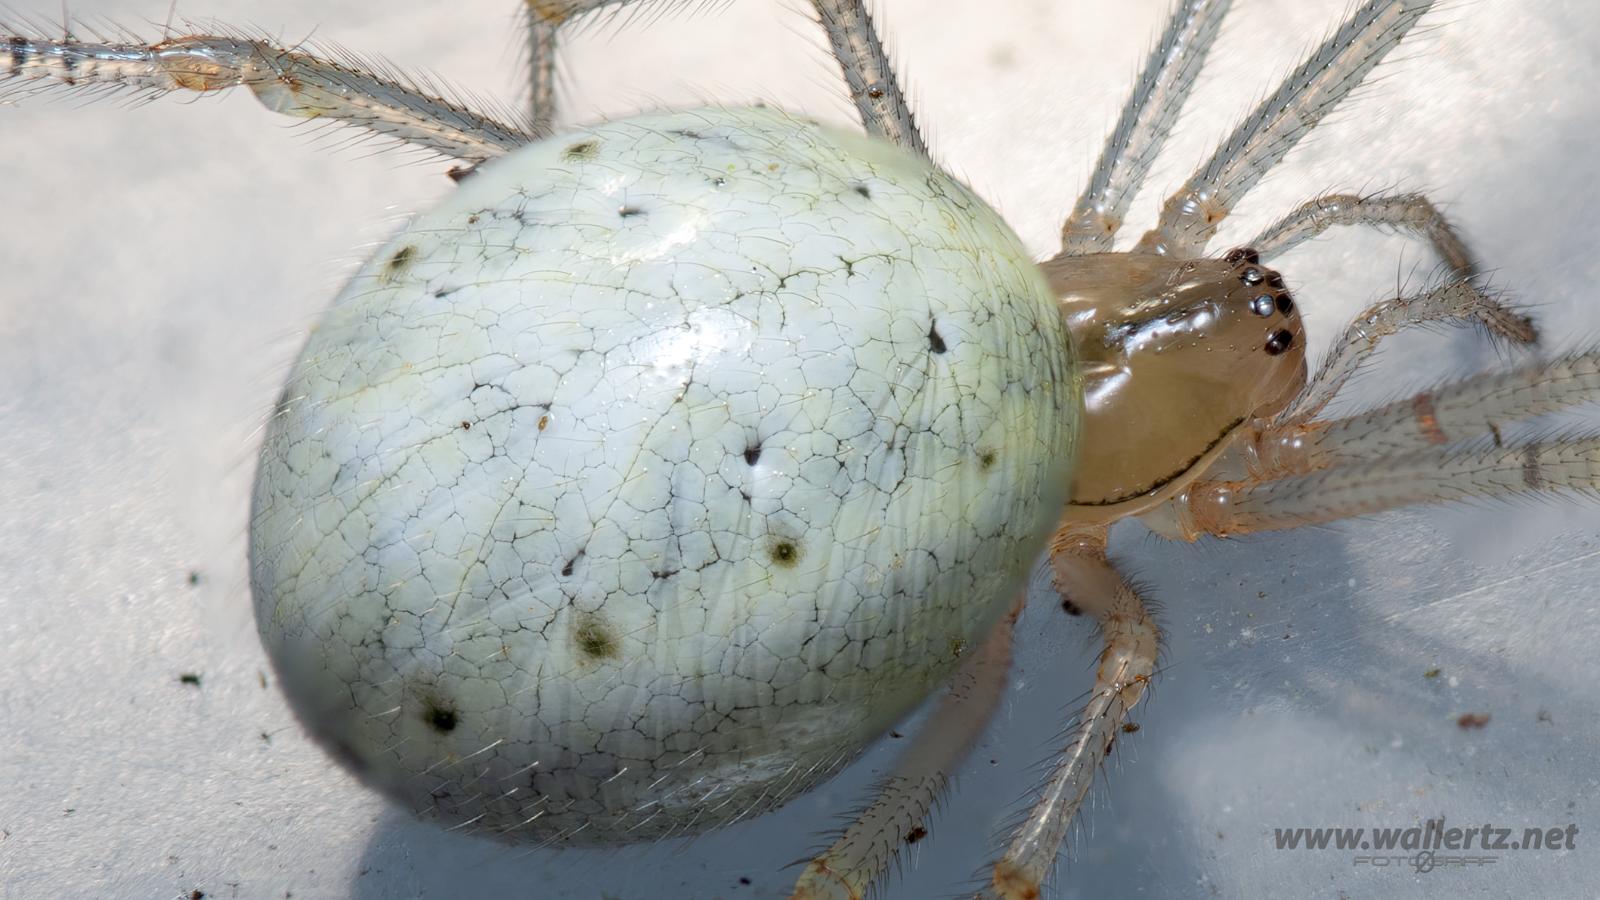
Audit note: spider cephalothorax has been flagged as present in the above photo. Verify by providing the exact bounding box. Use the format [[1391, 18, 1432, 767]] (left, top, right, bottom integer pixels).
[[1047, 247, 1306, 516]]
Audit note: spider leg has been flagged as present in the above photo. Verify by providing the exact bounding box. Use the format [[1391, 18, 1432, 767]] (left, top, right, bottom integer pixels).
[[1246, 352, 1600, 478], [516, 0, 639, 135], [977, 526, 1158, 900], [1153, 435, 1600, 540], [1286, 281, 1535, 422], [522, 3, 563, 135], [525, 0, 920, 148], [0, 27, 529, 162], [1060, 0, 1232, 255], [788, 600, 1021, 900], [808, 0, 926, 157], [1249, 191, 1480, 277], [1134, 0, 1434, 258]]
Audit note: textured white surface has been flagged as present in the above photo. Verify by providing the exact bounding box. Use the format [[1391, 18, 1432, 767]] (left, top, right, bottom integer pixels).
[[252, 105, 1074, 842], [2, 1, 1599, 898]]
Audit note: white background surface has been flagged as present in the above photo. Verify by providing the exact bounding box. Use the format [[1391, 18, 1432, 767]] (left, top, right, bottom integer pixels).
[[3, 1, 1599, 898]]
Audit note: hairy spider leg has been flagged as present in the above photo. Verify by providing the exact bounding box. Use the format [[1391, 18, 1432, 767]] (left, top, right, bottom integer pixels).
[[0, 22, 531, 161], [808, 0, 925, 157], [1251, 352, 1600, 477], [978, 526, 1158, 900], [1250, 191, 1480, 276], [1144, 353, 1600, 540], [789, 600, 1023, 900], [1286, 281, 1537, 423], [1135, 0, 1434, 259], [1060, 0, 1232, 255]]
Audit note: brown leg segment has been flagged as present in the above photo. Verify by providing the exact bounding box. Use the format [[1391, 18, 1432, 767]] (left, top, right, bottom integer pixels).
[[977, 526, 1158, 899]]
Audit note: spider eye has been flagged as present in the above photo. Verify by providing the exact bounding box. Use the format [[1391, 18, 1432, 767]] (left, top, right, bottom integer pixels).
[[1250, 295, 1275, 316], [1276, 291, 1294, 314], [1224, 246, 1261, 265], [1264, 329, 1294, 355]]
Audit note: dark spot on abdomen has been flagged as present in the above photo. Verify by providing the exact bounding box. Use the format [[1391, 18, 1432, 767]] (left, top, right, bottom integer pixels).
[[563, 139, 600, 160], [767, 538, 801, 568], [426, 705, 458, 733], [573, 612, 620, 662], [381, 244, 418, 284]]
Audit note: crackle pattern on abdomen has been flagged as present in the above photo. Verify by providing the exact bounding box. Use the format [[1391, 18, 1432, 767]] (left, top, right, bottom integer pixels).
[[249, 106, 1078, 844]]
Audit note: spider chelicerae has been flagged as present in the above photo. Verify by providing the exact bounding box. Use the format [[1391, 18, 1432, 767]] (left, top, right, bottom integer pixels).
[[6, 0, 1593, 890]]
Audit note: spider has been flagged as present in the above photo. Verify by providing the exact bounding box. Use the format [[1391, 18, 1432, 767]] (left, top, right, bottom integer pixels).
[[3, 0, 1600, 890]]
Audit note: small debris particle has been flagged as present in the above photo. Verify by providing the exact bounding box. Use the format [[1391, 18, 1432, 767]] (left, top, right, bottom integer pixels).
[[1061, 599, 1082, 616], [178, 673, 202, 687], [187, 570, 202, 586], [738, 876, 752, 886], [189, 891, 206, 900], [1121, 722, 1141, 734], [906, 825, 928, 844], [257, 670, 268, 690], [1537, 709, 1554, 725], [1457, 712, 1491, 730], [889, 731, 904, 739], [1423, 667, 1441, 679]]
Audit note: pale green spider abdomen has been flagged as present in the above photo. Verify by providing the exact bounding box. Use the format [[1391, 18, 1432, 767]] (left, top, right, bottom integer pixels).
[[249, 105, 1079, 843]]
